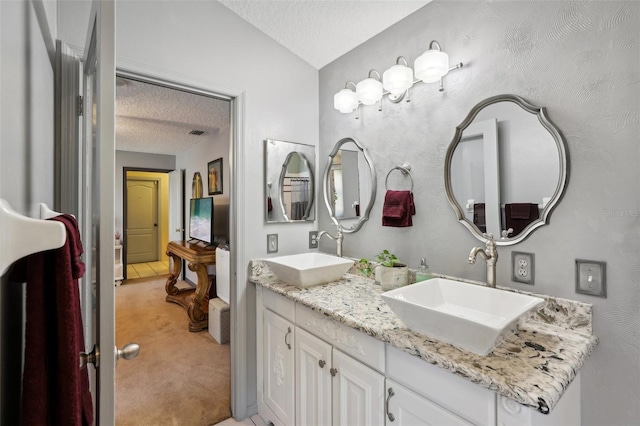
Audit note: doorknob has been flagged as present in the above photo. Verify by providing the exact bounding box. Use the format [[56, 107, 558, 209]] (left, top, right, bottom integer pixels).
[[116, 343, 140, 364], [154, 223, 158, 227], [80, 345, 99, 369]]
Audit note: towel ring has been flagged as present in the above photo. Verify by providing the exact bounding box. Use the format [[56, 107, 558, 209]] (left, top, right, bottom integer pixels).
[[385, 163, 414, 192]]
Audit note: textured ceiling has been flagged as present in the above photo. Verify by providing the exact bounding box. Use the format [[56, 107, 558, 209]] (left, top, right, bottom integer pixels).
[[218, 0, 431, 69], [115, 77, 230, 155]]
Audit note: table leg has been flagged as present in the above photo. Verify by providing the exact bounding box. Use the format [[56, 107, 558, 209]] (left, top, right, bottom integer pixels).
[[187, 261, 211, 331], [165, 251, 182, 296]]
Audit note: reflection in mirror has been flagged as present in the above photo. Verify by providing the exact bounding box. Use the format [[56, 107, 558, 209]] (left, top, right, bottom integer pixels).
[[445, 94, 567, 245], [265, 139, 316, 223], [278, 151, 314, 221], [324, 137, 376, 233], [329, 147, 361, 219]]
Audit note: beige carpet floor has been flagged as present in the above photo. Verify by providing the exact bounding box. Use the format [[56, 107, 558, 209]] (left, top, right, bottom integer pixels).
[[116, 277, 231, 425]]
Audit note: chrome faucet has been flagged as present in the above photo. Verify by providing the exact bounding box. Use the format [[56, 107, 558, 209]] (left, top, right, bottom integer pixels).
[[468, 234, 498, 288], [317, 226, 344, 257]]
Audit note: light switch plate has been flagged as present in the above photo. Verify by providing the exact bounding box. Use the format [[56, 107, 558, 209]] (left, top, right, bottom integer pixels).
[[575, 259, 606, 297], [267, 234, 278, 253]]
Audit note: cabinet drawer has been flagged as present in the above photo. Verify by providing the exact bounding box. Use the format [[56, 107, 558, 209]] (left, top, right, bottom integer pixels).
[[386, 345, 495, 425], [264, 289, 295, 322], [386, 379, 473, 426], [296, 304, 385, 373]]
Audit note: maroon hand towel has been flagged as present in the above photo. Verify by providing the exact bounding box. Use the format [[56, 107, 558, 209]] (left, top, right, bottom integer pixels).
[[505, 203, 540, 235], [382, 190, 415, 227], [510, 203, 533, 219], [14, 214, 93, 426]]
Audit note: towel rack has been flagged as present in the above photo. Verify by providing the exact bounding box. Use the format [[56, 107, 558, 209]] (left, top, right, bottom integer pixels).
[[0, 199, 66, 276], [385, 163, 414, 192]]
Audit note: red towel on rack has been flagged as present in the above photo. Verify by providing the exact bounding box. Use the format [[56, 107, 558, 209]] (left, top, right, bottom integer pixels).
[[382, 190, 415, 227], [12, 214, 93, 426]]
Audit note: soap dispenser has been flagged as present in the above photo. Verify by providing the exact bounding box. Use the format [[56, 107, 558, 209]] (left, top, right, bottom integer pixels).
[[415, 258, 433, 282]]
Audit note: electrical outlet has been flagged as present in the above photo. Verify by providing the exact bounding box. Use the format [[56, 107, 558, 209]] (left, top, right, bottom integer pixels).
[[576, 259, 606, 297], [512, 252, 535, 285], [309, 231, 319, 249], [267, 234, 278, 253]]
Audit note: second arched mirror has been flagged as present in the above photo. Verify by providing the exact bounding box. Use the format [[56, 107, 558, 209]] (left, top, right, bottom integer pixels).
[[323, 137, 376, 233], [445, 94, 568, 245]]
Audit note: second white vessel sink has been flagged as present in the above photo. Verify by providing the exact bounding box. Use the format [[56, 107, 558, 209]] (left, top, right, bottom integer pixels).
[[381, 278, 544, 355], [264, 252, 354, 288]]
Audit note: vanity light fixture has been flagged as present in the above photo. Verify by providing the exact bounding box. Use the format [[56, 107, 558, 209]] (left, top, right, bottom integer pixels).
[[356, 70, 383, 106], [333, 81, 358, 113], [383, 57, 414, 97], [333, 40, 463, 119]]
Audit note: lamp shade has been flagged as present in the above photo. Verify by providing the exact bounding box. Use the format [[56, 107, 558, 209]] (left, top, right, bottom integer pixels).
[[414, 49, 449, 83], [356, 78, 383, 105], [383, 64, 414, 95], [333, 88, 358, 113]]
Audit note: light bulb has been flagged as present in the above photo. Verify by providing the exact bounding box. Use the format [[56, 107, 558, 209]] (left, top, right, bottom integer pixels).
[[414, 49, 449, 83], [333, 88, 358, 113], [383, 64, 413, 95], [356, 78, 383, 105]]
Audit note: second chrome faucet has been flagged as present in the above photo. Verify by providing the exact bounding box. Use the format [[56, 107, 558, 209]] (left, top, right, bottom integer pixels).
[[468, 234, 498, 288]]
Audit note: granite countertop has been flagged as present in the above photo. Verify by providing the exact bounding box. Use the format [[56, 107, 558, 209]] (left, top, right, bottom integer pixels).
[[249, 260, 598, 415]]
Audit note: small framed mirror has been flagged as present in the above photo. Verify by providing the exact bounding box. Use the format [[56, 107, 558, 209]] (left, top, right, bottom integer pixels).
[[265, 139, 316, 223], [323, 137, 376, 233], [445, 94, 568, 245]]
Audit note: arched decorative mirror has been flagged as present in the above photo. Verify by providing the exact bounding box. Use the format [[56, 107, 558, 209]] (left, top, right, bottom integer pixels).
[[323, 137, 377, 233], [265, 139, 316, 223], [445, 94, 568, 245]]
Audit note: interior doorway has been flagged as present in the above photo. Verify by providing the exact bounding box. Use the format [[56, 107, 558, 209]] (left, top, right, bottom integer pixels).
[[115, 72, 233, 424]]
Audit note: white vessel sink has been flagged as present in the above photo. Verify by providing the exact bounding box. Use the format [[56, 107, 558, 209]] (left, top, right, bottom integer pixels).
[[264, 253, 354, 288], [381, 278, 544, 355]]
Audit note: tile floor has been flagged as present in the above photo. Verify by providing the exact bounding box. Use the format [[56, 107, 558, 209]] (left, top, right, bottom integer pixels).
[[126, 259, 170, 279]]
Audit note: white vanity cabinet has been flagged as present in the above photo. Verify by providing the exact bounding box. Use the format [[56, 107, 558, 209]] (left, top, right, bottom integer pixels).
[[263, 309, 295, 426], [258, 288, 385, 426], [295, 327, 332, 426], [295, 327, 385, 426], [256, 286, 581, 426]]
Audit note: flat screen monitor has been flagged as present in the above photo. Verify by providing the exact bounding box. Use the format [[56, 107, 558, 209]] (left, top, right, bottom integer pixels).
[[189, 197, 214, 244]]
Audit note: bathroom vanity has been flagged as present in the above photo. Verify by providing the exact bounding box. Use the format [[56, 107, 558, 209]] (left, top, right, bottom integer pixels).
[[250, 260, 597, 426]]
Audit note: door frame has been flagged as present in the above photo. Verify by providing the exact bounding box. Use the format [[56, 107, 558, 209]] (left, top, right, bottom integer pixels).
[[114, 64, 249, 418], [122, 167, 172, 278]]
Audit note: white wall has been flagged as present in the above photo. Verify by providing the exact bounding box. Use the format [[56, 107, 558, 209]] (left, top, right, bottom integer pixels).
[[176, 124, 230, 284], [0, 0, 57, 423], [110, 1, 319, 416], [319, 1, 640, 424]]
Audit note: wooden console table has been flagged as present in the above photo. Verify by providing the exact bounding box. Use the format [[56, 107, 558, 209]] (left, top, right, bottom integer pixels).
[[165, 241, 216, 332]]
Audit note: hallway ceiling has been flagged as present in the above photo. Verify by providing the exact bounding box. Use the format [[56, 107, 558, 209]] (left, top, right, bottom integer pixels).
[[218, 0, 431, 69], [116, 1, 431, 155], [116, 77, 230, 155]]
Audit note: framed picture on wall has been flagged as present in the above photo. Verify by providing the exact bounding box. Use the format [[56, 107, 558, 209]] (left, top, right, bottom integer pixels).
[[208, 158, 223, 195]]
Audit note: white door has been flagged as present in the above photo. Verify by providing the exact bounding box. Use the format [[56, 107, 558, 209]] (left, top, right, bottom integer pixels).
[[295, 327, 332, 426], [79, 1, 120, 424], [332, 349, 385, 426], [263, 309, 295, 426], [386, 379, 472, 426], [126, 178, 159, 263]]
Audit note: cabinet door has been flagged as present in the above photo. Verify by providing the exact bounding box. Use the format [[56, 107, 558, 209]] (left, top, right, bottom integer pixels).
[[386, 379, 473, 426], [295, 327, 332, 426], [332, 349, 385, 426], [264, 309, 295, 426]]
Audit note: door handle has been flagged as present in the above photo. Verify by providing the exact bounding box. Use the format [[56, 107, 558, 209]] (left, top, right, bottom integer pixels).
[[116, 343, 140, 364], [154, 224, 158, 227], [284, 327, 292, 350], [80, 344, 99, 369], [386, 387, 396, 422]]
